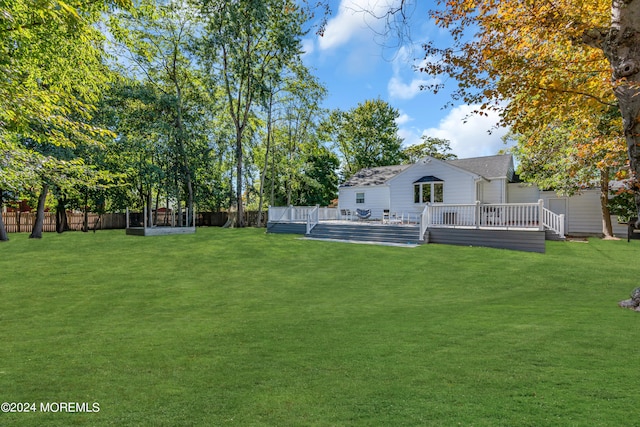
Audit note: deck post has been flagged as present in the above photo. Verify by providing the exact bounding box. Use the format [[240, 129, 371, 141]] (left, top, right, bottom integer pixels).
[[538, 199, 544, 231], [475, 201, 481, 229]]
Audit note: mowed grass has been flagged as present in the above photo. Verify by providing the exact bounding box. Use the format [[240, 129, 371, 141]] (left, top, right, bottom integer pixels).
[[1, 228, 640, 426]]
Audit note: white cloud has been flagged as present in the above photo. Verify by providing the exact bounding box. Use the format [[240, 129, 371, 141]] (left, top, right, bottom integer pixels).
[[401, 104, 512, 158], [387, 45, 438, 100], [319, 0, 404, 51], [388, 76, 435, 100], [395, 112, 412, 126], [301, 38, 315, 56]]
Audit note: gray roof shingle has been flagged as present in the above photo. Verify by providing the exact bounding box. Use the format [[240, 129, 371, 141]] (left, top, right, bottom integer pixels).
[[340, 164, 410, 187], [340, 154, 515, 187], [448, 154, 513, 179]]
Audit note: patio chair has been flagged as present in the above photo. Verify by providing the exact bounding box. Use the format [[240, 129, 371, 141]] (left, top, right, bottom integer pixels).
[[388, 212, 403, 224], [355, 208, 371, 221], [340, 209, 353, 221], [382, 209, 390, 223]]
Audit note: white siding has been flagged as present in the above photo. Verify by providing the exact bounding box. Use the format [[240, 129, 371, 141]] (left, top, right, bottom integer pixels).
[[478, 179, 506, 203], [338, 186, 390, 219], [388, 161, 477, 216]]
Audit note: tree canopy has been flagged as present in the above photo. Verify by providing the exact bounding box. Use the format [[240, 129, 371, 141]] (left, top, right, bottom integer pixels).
[[326, 98, 404, 179], [417, 0, 640, 215], [0, 0, 338, 238]]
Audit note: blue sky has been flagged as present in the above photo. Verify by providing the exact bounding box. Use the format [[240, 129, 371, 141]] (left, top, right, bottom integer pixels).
[[301, 0, 512, 159]]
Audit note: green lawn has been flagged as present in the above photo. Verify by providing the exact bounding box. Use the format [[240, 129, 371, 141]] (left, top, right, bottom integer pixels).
[[1, 228, 640, 426]]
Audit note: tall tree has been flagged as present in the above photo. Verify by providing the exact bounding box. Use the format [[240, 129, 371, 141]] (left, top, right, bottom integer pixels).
[[354, 0, 640, 217], [327, 98, 404, 178], [512, 110, 627, 237], [409, 0, 640, 219], [196, 0, 307, 227], [403, 136, 457, 163], [109, 0, 205, 226], [0, 0, 130, 239]]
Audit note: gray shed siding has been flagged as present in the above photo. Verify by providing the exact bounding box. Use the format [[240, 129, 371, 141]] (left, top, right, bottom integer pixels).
[[540, 190, 627, 236]]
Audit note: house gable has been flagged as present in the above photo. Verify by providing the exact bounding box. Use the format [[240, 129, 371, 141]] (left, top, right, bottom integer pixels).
[[337, 155, 516, 217], [386, 156, 483, 185], [384, 156, 484, 213]]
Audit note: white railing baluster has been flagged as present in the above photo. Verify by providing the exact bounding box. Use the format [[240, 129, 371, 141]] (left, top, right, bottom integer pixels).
[[306, 205, 320, 234], [419, 204, 430, 241]]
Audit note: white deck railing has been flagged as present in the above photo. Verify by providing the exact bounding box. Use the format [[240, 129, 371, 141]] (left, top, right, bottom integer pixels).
[[419, 204, 429, 241], [269, 201, 565, 238], [306, 205, 320, 234], [426, 201, 542, 229], [268, 206, 340, 223], [542, 207, 565, 238], [424, 200, 564, 237]]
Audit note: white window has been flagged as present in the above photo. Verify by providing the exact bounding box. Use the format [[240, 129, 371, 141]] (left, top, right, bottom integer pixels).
[[356, 192, 365, 204], [414, 180, 443, 204]]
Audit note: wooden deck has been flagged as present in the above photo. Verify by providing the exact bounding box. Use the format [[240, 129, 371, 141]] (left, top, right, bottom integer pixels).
[[267, 220, 548, 252]]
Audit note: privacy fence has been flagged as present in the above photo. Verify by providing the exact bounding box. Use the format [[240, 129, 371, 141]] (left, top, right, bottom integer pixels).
[[1, 212, 126, 233], [2, 211, 268, 233]]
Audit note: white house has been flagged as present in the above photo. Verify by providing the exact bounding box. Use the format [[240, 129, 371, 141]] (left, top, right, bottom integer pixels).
[[338, 154, 627, 236]]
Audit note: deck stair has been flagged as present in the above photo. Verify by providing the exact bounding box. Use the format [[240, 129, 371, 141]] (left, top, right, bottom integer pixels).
[[306, 223, 424, 245], [545, 229, 566, 241]]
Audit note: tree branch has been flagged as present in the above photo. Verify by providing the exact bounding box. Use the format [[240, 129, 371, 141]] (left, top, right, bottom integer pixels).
[[536, 85, 618, 107]]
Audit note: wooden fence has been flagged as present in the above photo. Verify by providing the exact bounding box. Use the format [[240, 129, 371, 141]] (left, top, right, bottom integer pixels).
[[2, 212, 126, 233], [2, 210, 269, 233], [197, 211, 267, 227]]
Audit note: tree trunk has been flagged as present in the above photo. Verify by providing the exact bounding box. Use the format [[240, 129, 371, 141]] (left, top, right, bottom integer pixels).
[[0, 190, 8, 242], [599, 170, 614, 238], [257, 91, 274, 228], [82, 191, 88, 232], [55, 197, 69, 234], [586, 1, 640, 221], [154, 190, 160, 226], [236, 133, 245, 227], [29, 184, 48, 239], [147, 191, 153, 227]]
